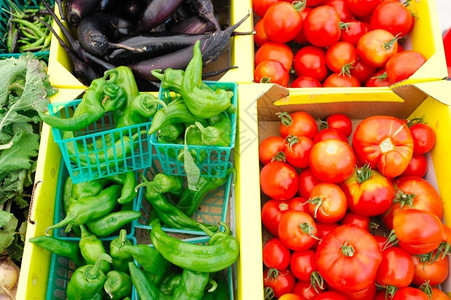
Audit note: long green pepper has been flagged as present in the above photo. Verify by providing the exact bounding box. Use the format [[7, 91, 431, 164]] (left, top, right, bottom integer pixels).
[[29, 236, 85, 267], [86, 210, 141, 238], [109, 229, 133, 273], [128, 262, 172, 300], [173, 269, 210, 300], [79, 225, 111, 273], [104, 270, 132, 300]]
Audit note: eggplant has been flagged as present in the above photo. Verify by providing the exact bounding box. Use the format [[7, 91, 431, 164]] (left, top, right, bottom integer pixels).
[[187, 0, 221, 32], [123, 0, 147, 20], [65, 0, 102, 27], [169, 15, 216, 34], [106, 33, 209, 64], [128, 13, 250, 81], [138, 0, 184, 32]]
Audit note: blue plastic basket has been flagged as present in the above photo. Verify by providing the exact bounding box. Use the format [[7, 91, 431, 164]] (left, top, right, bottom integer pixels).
[[133, 164, 233, 236], [151, 81, 237, 178], [48, 99, 153, 183], [46, 235, 137, 300], [50, 161, 138, 240]]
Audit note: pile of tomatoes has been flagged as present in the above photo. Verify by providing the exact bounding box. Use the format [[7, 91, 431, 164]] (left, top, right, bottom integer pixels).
[[252, 0, 427, 87], [259, 111, 451, 299]]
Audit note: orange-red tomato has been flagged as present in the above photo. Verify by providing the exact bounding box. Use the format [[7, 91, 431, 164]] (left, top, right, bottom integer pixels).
[[386, 50, 426, 84], [325, 41, 358, 73], [254, 60, 290, 86], [255, 42, 294, 71], [323, 73, 361, 87], [307, 182, 347, 223], [357, 29, 398, 68], [411, 254, 449, 286], [278, 211, 318, 251]]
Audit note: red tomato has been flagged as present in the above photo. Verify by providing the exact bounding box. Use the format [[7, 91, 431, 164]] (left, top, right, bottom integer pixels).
[[373, 235, 389, 252], [325, 41, 358, 74], [253, 0, 279, 17], [444, 28, 451, 67], [340, 21, 369, 45], [254, 19, 269, 46], [392, 287, 429, 300], [285, 135, 314, 168], [430, 288, 451, 300], [370, 1, 413, 37], [341, 165, 394, 216], [326, 0, 353, 22], [279, 294, 303, 300], [263, 2, 304, 43], [291, 76, 322, 88], [393, 208, 444, 255], [344, 0, 381, 17], [309, 139, 356, 183], [382, 176, 443, 229], [365, 69, 391, 87], [263, 237, 291, 269], [259, 136, 286, 164], [306, 0, 327, 7], [386, 50, 427, 84], [409, 123, 436, 155], [307, 182, 347, 223], [315, 222, 340, 240], [357, 29, 398, 68], [304, 5, 341, 47], [313, 291, 347, 300], [316, 224, 382, 292], [279, 111, 318, 139], [352, 116, 414, 178], [350, 59, 377, 84], [412, 254, 449, 286], [312, 128, 348, 144], [376, 247, 414, 291], [278, 211, 318, 251], [374, 290, 392, 300], [261, 198, 310, 236], [260, 160, 299, 200], [323, 73, 361, 87], [325, 113, 353, 137], [293, 7, 312, 44], [341, 212, 370, 230], [298, 168, 322, 199], [254, 60, 290, 86], [400, 154, 428, 177], [255, 42, 294, 71], [263, 268, 296, 298], [292, 280, 323, 299], [339, 283, 376, 300], [290, 250, 317, 281], [293, 46, 328, 81]]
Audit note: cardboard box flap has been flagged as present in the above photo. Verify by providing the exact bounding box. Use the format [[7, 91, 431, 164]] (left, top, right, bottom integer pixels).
[[412, 80, 451, 106]]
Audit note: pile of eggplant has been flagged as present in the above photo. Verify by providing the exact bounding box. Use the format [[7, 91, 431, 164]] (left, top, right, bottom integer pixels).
[[43, 0, 249, 89]]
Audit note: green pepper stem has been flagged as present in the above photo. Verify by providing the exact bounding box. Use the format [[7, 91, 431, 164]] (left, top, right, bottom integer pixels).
[[87, 253, 112, 279], [45, 215, 76, 236], [119, 229, 127, 245], [207, 278, 218, 293]]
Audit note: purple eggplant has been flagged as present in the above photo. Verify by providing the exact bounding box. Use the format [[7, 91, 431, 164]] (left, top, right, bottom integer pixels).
[[187, 0, 221, 32], [169, 15, 216, 34], [65, 0, 102, 27], [138, 0, 184, 32]]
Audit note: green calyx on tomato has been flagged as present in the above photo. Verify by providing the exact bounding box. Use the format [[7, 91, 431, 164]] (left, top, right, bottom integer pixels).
[[355, 163, 374, 183], [305, 197, 323, 219], [383, 230, 399, 251], [310, 271, 325, 293], [340, 240, 355, 257], [383, 34, 400, 51], [271, 151, 286, 163], [285, 135, 299, 152], [276, 112, 293, 127], [299, 222, 321, 241], [264, 287, 275, 300], [393, 190, 415, 208]]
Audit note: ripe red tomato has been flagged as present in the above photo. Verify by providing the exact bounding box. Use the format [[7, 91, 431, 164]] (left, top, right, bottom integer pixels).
[[393, 208, 444, 255], [316, 224, 382, 292], [400, 154, 428, 177], [298, 168, 322, 199], [412, 253, 449, 286], [352, 116, 414, 178], [263, 237, 291, 269], [278, 111, 318, 139], [263, 268, 296, 298], [263, 2, 304, 43], [357, 29, 398, 68], [386, 50, 427, 84], [376, 247, 414, 291], [293, 7, 312, 44], [323, 73, 361, 87], [307, 182, 347, 223], [293, 46, 328, 81], [254, 60, 290, 86], [409, 122, 436, 155], [306, 0, 327, 6], [255, 42, 294, 71], [278, 211, 318, 251], [344, 0, 381, 17], [341, 165, 394, 216], [285, 135, 314, 168], [309, 139, 356, 183], [292, 280, 323, 299], [291, 76, 322, 88], [339, 283, 377, 300], [304, 5, 341, 47], [312, 128, 348, 144], [340, 21, 369, 45], [253, 0, 279, 17], [313, 291, 347, 300], [325, 41, 358, 74], [365, 69, 391, 87], [261, 198, 310, 236], [289, 250, 317, 281], [259, 136, 286, 164], [260, 160, 299, 200], [341, 212, 370, 230], [444, 28, 451, 67], [370, 1, 413, 37], [325, 113, 353, 137], [254, 19, 269, 46], [350, 59, 377, 84], [326, 0, 353, 22], [279, 294, 303, 300], [392, 287, 429, 300]]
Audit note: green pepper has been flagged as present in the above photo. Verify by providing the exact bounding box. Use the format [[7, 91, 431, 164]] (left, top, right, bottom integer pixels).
[[176, 125, 208, 164], [110, 229, 133, 273], [85, 211, 141, 238], [180, 41, 234, 119], [202, 273, 229, 300], [173, 269, 210, 300], [104, 270, 132, 300], [128, 262, 172, 300], [151, 68, 185, 94], [150, 221, 239, 273], [29, 235, 85, 267], [160, 270, 182, 295], [117, 171, 138, 205], [66, 178, 110, 213], [79, 225, 111, 273], [114, 93, 165, 129], [66, 253, 112, 300], [62, 176, 73, 214], [158, 122, 185, 142], [46, 185, 122, 235]]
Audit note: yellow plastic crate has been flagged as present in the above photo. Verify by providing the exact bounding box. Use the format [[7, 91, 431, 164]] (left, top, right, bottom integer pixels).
[[234, 81, 451, 299], [250, 0, 448, 102], [47, 0, 253, 89]]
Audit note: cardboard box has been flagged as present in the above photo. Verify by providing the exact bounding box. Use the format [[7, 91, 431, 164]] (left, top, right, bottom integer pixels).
[[234, 81, 451, 299]]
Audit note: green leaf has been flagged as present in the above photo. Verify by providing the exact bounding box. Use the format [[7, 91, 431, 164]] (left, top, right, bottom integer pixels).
[[0, 210, 18, 253], [0, 131, 39, 173]]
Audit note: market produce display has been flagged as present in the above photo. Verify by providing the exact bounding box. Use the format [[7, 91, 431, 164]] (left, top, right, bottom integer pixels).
[[252, 0, 427, 87], [259, 111, 450, 299]]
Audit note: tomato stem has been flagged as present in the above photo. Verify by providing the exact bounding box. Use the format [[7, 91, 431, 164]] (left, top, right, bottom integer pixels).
[[355, 163, 373, 183], [266, 268, 280, 281], [419, 281, 433, 297], [306, 197, 323, 219], [393, 190, 415, 208], [383, 34, 400, 51], [340, 240, 355, 257], [285, 135, 299, 152], [299, 223, 321, 240], [263, 287, 275, 300], [260, 76, 272, 84], [407, 116, 425, 127], [271, 151, 286, 163], [371, 71, 388, 81], [339, 61, 355, 78], [310, 271, 325, 293], [319, 119, 329, 130], [292, 0, 306, 12], [276, 112, 293, 127], [382, 230, 399, 250], [386, 286, 398, 299]]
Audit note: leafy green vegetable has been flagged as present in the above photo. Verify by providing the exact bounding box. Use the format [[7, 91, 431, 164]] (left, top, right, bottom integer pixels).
[[0, 211, 18, 254]]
